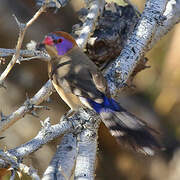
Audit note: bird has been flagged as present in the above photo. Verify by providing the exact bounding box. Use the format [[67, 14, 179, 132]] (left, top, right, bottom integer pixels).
[[38, 31, 161, 155]]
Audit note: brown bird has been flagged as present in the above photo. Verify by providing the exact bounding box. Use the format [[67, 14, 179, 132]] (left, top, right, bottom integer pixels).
[[38, 31, 160, 155]]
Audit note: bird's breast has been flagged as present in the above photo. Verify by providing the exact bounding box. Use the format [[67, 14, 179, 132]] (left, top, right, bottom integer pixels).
[[52, 81, 83, 111], [48, 59, 83, 110]]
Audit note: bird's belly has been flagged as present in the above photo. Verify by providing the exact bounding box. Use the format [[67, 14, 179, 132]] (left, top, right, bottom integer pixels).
[[52, 81, 82, 110]]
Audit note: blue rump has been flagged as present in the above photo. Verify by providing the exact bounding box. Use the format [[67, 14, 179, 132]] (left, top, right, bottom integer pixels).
[[87, 94, 121, 114]]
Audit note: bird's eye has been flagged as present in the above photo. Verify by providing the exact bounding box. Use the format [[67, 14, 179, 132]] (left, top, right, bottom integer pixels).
[[57, 38, 62, 43], [53, 38, 62, 44]]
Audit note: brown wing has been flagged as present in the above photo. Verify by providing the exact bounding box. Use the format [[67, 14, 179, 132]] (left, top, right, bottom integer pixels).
[[51, 46, 110, 102], [90, 70, 110, 98]]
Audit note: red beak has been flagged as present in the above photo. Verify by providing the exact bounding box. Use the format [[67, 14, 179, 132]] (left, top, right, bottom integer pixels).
[[43, 36, 53, 45]]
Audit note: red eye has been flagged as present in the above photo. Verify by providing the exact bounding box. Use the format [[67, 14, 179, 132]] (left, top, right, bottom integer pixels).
[[57, 38, 62, 43]]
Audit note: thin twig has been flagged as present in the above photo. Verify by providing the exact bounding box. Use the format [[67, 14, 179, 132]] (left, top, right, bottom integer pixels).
[[0, 48, 50, 61], [19, 163, 40, 180], [0, 1, 48, 86], [7, 117, 74, 158], [0, 80, 53, 133]]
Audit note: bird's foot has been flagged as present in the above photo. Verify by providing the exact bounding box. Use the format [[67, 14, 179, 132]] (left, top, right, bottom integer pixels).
[[60, 109, 75, 121]]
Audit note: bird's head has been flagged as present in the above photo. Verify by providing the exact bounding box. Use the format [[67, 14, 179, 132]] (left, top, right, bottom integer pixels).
[[38, 31, 77, 57]]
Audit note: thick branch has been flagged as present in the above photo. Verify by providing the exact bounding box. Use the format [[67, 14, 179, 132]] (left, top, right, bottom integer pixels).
[[74, 109, 100, 180], [148, 0, 180, 50], [74, 131, 98, 180], [42, 133, 77, 180], [75, 0, 105, 49], [105, 0, 168, 94]]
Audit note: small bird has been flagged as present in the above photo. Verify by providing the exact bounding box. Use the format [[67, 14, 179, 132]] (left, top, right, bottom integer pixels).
[[38, 31, 160, 155]]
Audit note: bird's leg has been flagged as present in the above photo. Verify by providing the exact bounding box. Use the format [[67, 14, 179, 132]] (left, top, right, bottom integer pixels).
[[60, 109, 75, 121]]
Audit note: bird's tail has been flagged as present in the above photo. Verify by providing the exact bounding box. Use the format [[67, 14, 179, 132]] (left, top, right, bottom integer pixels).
[[89, 95, 161, 155]]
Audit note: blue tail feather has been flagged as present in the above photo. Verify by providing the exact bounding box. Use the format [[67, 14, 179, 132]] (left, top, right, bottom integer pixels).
[[88, 94, 161, 154], [88, 94, 122, 114]]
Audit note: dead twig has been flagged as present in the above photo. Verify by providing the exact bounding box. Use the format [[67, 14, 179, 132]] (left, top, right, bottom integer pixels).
[[0, 1, 48, 87]]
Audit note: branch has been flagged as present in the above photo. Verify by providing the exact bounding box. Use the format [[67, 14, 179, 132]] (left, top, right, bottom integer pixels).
[[0, 150, 40, 180], [74, 136, 97, 180], [0, 0, 102, 179], [0, 80, 53, 133], [0, 1, 49, 87], [148, 0, 180, 50], [74, 110, 100, 180], [75, 0, 105, 49], [36, 0, 69, 8], [42, 133, 77, 180], [0, 48, 50, 61], [105, 0, 169, 94], [7, 117, 74, 158], [0, 110, 98, 169]]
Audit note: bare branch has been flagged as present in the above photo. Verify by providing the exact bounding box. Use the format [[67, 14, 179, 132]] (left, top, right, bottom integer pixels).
[[75, 0, 105, 49], [0, 1, 48, 86], [0, 48, 50, 61], [74, 128, 98, 180], [74, 138, 97, 180], [42, 133, 77, 180], [4, 109, 98, 164], [36, 0, 69, 8], [0, 151, 18, 169], [0, 80, 53, 133], [0, 150, 40, 180], [74, 110, 100, 180], [7, 117, 74, 158], [148, 0, 180, 50], [105, 0, 169, 94]]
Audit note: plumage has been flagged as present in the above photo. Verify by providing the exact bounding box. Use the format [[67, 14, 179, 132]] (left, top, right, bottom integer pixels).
[[39, 31, 161, 155]]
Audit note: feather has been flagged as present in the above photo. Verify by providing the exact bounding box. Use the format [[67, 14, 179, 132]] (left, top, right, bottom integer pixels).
[[41, 31, 162, 154], [101, 109, 161, 155]]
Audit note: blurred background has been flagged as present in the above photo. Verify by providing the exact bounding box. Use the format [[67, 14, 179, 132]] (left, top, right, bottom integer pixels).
[[0, 0, 180, 179]]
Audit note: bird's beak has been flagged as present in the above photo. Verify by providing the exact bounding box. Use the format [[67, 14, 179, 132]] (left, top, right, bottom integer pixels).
[[36, 43, 45, 51]]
